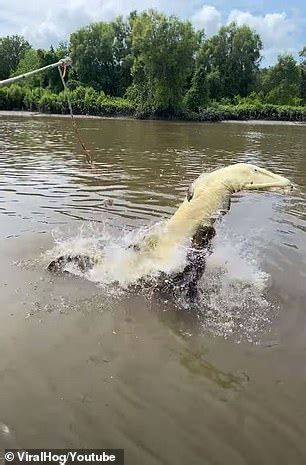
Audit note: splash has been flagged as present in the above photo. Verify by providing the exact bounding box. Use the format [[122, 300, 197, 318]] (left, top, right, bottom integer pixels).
[[46, 221, 188, 289], [198, 229, 276, 341], [46, 222, 276, 341]]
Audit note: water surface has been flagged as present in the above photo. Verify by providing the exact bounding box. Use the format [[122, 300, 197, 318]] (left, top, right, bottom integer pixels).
[[0, 114, 306, 464]]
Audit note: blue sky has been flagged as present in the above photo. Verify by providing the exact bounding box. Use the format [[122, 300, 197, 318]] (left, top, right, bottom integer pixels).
[[0, 0, 305, 65]]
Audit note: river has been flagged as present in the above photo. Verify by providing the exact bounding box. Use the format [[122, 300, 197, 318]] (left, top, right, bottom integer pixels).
[[0, 114, 306, 464]]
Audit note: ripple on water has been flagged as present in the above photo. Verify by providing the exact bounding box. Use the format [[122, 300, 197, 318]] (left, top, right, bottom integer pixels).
[[1, 117, 306, 340], [1, 116, 306, 463]]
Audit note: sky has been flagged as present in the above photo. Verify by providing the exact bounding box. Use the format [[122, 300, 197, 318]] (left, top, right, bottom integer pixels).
[[0, 0, 305, 65]]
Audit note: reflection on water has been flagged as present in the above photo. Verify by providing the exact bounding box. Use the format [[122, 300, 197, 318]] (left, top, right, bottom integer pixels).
[[0, 114, 306, 464], [180, 349, 249, 389]]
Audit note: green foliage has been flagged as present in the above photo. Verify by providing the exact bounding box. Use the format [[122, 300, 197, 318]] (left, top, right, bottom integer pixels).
[[129, 10, 201, 113], [0, 11, 304, 120], [211, 102, 306, 121], [0, 85, 304, 122], [299, 47, 306, 105], [0, 35, 31, 79], [184, 64, 209, 111], [0, 84, 25, 110], [233, 92, 263, 105], [13, 49, 41, 87], [23, 87, 45, 111], [0, 85, 135, 116], [260, 54, 301, 105], [194, 23, 262, 102], [70, 16, 133, 96], [12, 44, 69, 92], [36, 46, 66, 92]]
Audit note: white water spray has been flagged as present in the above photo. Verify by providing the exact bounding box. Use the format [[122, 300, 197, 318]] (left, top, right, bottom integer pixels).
[[45, 220, 276, 341]]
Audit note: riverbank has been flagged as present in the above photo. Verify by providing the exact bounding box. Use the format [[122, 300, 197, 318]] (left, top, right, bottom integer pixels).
[[1, 110, 305, 126], [0, 84, 305, 122]]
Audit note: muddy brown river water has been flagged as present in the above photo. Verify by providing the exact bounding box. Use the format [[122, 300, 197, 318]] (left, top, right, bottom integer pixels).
[[0, 114, 306, 464]]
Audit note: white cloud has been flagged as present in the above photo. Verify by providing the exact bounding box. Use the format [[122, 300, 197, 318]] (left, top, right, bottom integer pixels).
[[0, 0, 302, 65], [0, 0, 193, 47], [227, 10, 296, 62], [191, 5, 298, 64], [0, 0, 139, 47], [192, 5, 222, 36], [28, 0, 127, 46]]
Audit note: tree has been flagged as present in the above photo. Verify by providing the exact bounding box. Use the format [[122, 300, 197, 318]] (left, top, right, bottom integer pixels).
[[13, 49, 41, 87], [12, 44, 69, 91], [192, 23, 262, 102], [299, 47, 306, 105], [184, 63, 209, 111], [262, 54, 301, 105], [36, 45, 68, 92], [0, 35, 31, 79], [70, 16, 133, 96], [111, 15, 134, 95], [129, 10, 201, 113]]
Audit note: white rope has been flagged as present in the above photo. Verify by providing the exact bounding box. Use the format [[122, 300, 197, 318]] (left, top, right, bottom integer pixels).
[[0, 55, 93, 166], [0, 57, 72, 87]]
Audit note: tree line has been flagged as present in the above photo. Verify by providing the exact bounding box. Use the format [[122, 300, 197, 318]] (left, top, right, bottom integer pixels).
[[0, 10, 305, 117]]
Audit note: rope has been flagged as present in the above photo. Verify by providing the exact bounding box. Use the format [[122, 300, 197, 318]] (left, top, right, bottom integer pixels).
[[58, 64, 93, 167], [0, 57, 72, 87], [0, 56, 94, 167]]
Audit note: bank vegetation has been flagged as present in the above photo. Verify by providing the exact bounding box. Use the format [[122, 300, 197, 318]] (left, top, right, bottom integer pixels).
[[0, 11, 305, 121]]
